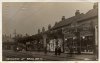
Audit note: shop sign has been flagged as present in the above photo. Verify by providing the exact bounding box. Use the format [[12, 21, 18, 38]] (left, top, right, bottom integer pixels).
[[64, 33, 75, 38], [62, 27, 75, 34], [80, 31, 93, 37], [79, 26, 91, 31]]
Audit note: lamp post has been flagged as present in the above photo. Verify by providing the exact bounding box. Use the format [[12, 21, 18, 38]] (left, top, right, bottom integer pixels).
[[74, 29, 81, 54], [71, 23, 81, 54], [43, 33, 47, 54]]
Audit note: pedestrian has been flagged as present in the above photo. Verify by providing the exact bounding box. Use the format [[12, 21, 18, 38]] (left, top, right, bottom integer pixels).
[[69, 47, 73, 57], [44, 47, 47, 55], [55, 46, 58, 56], [58, 46, 61, 55]]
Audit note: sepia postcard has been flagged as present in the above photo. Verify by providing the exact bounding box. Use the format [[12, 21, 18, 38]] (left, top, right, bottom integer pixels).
[[2, 2, 99, 61]]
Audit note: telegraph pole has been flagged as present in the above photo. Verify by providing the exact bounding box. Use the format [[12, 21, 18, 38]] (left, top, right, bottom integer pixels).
[[14, 29, 17, 38], [13, 29, 17, 51]]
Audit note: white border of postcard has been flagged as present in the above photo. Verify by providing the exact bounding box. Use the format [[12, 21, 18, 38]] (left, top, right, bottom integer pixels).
[[0, 0, 100, 63]]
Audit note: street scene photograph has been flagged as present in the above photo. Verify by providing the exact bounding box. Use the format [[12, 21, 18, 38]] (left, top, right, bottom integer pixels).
[[2, 2, 98, 61]]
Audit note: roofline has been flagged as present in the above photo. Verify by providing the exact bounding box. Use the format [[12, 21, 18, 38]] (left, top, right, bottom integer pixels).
[[52, 23, 71, 30], [52, 15, 97, 30], [77, 15, 98, 23]]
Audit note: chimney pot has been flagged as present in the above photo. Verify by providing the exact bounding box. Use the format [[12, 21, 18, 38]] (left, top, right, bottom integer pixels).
[[75, 10, 80, 16], [62, 16, 65, 21]]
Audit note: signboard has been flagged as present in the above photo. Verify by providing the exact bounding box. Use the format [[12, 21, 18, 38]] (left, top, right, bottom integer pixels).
[[62, 22, 93, 39], [80, 31, 93, 37], [64, 33, 75, 39], [62, 27, 75, 34]]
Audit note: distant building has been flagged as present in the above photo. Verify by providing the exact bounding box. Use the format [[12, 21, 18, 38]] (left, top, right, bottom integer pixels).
[[2, 34, 15, 50]]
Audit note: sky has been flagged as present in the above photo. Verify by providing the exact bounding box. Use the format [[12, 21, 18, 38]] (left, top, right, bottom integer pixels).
[[2, 2, 94, 36]]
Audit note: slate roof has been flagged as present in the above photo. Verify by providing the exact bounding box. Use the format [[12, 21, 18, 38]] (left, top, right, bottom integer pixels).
[[53, 14, 84, 29], [52, 8, 98, 30], [77, 8, 98, 22]]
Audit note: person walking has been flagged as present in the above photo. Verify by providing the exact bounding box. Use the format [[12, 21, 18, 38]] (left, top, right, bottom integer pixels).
[[44, 46, 47, 55], [69, 47, 73, 57], [55, 46, 58, 56], [58, 46, 61, 55]]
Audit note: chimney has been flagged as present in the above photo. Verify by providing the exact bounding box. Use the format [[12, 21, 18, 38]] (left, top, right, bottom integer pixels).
[[26, 33, 29, 37], [93, 3, 98, 9], [62, 16, 65, 21], [75, 10, 80, 16]]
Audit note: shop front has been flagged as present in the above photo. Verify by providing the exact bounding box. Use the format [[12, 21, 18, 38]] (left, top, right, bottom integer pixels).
[[63, 24, 94, 54]]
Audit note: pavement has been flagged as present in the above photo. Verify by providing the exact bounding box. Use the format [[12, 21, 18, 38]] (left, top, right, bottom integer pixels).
[[30, 51, 97, 61], [2, 50, 98, 61]]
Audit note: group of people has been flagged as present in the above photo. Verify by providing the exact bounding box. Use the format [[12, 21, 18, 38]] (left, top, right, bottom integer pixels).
[[55, 46, 61, 56]]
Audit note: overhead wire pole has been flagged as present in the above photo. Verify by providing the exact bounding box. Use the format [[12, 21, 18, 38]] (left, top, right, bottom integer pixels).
[[5, 3, 26, 35], [9, 3, 43, 51], [4, 3, 26, 51], [13, 29, 16, 37]]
